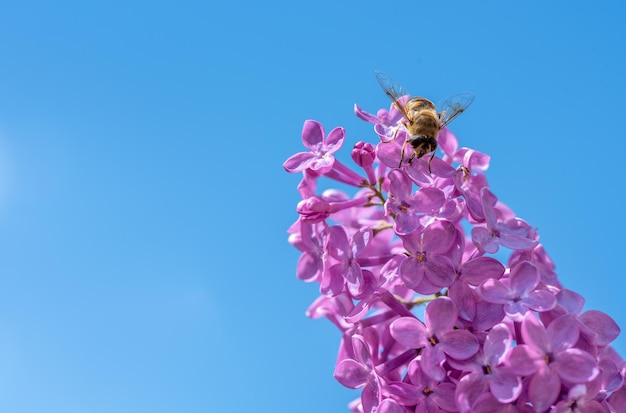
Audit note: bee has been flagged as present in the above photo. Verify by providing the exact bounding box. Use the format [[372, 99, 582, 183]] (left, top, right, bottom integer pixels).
[[375, 70, 474, 172]]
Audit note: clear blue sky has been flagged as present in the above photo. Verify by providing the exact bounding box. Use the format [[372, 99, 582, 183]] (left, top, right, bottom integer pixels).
[[0, 1, 624, 412]]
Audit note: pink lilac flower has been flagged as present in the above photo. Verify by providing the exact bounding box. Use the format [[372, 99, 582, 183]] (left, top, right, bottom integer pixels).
[[323, 225, 374, 297], [476, 260, 556, 320], [453, 323, 522, 412], [397, 220, 459, 293], [438, 128, 490, 173], [551, 384, 604, 413], [283, 120, 345, 174], [390, 297, 479, 381], [471, 187, 538, 253], [287, 220, 325, 283], [334, 333, 386, 413], [354, 97, 407, 128], [283, 88, 624, 413], [508, 313, 599, 411], [385, 169, 445, 235], [387, 361, 458, 412]]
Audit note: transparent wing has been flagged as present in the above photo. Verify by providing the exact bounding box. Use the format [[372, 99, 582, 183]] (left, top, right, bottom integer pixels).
[[438, 92, 475, 129], [375, 70, 410, 120]]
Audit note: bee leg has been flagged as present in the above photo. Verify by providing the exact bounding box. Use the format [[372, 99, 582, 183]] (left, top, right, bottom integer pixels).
[[399, 139, 409, 167], [382, 125, 401, 144], [427, 152, 435, 174]]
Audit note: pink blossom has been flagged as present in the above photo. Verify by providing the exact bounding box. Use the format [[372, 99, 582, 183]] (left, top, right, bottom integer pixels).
[[390, 297, 479, 381], [283, 120, 345, 174], [283, 87, 624, 413]]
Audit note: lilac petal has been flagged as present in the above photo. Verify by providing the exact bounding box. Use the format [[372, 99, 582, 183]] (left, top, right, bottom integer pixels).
[[528, 368, 561, 413], [448, 280, 476, 322], [480, 188, 499, 229], [301, 120, 325, 150], [405, 157, 455, 184], [476, 278, 511, 304], [389, 316, 428, 348], [352, 227, 372, 255], [489, 368, 522, 403], [421, 345, 446, 381], [422, 220, 456, 253], [411, 187, 446, 213], [504, 300, 530, 319], [352, 329, 379, 360], [524, 290, 557, 312], [484, 324, 512, 365], [325, 126, 346, 151], [599, 357, 623, 392], [439, 330, 479, 359], [461, 256, 505, 285], [474, 301, 506, 332], [376, 138, 404, 168], [556, 289, 585, 314], [349, 269, 375, 300], [354, 104, 380, 124], [399, 257, 425, 289], [471, 226, 499, 254], [296, 251, 322, 282], [579, 310, 621, 346], [361, 380, 380, 413], [388, 169, 412, 200], [307, 154, 335, 173], [385, 382, 420, 406], [352, 334, 372, 365], [521, 312, 550, 353], [323, 264, 347, 296], [394, 211, 420, 235], [326, 226, 350, 260], [456, 372, 488, 413], [438, 128, 458, 157], [570, 401, 604, 413], [306, 293, 353, 323], [344, 262, 362, 285], [425, 157, 456, 177], [554, 348, 599, 383], [377, 398, 404, 413], [510, 261, 539, 296], [471, 393, 518, 413], [608, 387, 626, 412], [283, 152, 316, 173], [463, 188, 486, 223], [399, 228, 422, 255], [425, 297, 458, 335], [413, 275, 443, 295], [430, 382, 458, 413], [334, 359, 369, 388], [547, 314, 579, 353], [498, 230, 538, 251], [508, 345, 542, 376], [424, 256, 456, 288], [458, 147, 491, 172]]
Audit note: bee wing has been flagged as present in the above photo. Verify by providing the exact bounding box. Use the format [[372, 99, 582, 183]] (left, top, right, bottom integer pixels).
[[438, 92, 475, 129], [375, 70, 411, 120]]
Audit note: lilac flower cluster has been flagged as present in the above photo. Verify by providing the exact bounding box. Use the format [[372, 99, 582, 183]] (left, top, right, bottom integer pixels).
[[283, 99, 625, 413]]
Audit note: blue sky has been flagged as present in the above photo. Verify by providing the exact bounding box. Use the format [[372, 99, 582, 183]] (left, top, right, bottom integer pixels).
[[0, 1, 624, 412]]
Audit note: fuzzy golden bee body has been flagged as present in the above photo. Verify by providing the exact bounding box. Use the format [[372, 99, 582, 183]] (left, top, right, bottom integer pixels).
[[375, 71, 474, 171]]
